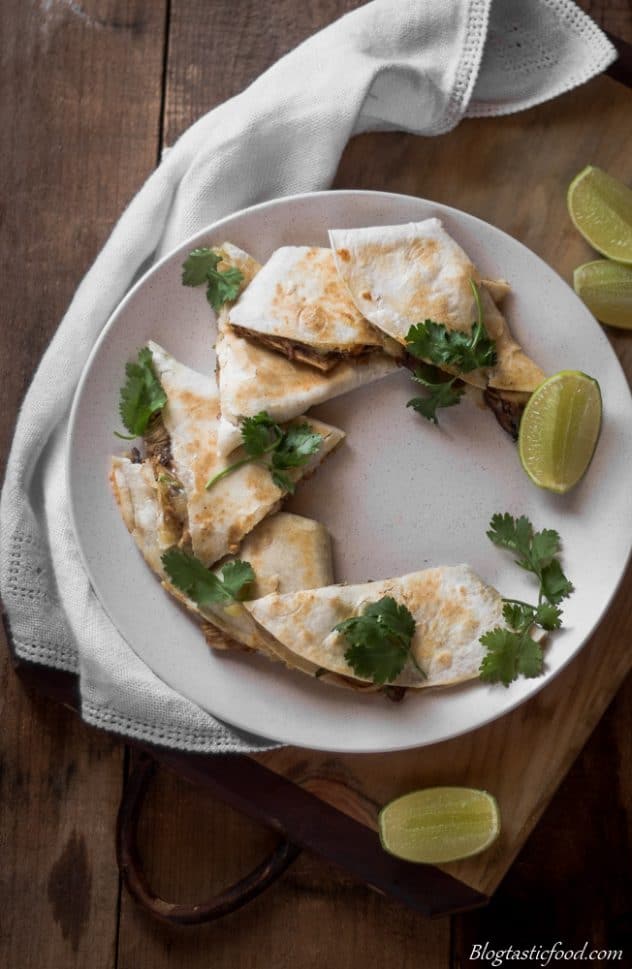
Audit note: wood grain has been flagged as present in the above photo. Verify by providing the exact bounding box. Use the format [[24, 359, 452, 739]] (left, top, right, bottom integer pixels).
[[0, 0, 166, 966]]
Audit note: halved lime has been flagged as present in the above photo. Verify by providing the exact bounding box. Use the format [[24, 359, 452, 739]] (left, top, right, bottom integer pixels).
[[518, 371, 602, 494], [378, 787, 500, 864], [567, 166, 632, 265], [574, 260, 632, 329]]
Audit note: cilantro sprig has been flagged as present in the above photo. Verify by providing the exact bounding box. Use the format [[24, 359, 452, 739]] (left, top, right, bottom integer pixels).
[[405, 280, 496, 424], [206, 411, 323, 493], [182, 247, 244, 311], [162, 548, 255, 606], [334, 596, 425, 685], [407, 365, 465, 424], [115, 347, 167, 440], [479, 514, 574, 687]]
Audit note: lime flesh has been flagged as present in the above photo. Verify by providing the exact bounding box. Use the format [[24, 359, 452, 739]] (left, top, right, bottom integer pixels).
[[519, 371, 602, 494], [567, 166, 632, 265], [378, 787, 500, 864], [574, 260, 632, 329]]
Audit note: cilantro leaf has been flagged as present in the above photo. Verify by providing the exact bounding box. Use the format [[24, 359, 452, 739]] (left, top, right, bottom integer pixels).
[[182, 248, 220, 287], [482, 513, 572, 686], [530, 529, 560, 567], [486, 513, 532, 559], [405, 281, 496, 374], [116, 346, 167, 439], [540, 560, 574, 604], [407, 366, 465, 424], [218, 560, 256, 601], [205, 411, 323, 492], [479, 628, 544, 687], [241, 412, 283, 458], [502, 601, 535, 630], [162, 549, 255, 606], [534, 602, 563, 630], [182, 247, 244, 311], [334, 596, 421, 685], [270, 469, 295, 493], [516, 636, 545, 678], [272, 423, 322, 469], [364, 597, 416, 643], [479, 628, 522, 686]]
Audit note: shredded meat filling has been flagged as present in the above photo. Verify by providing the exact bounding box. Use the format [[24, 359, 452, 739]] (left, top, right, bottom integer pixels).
[[232, 326, 381, 372]]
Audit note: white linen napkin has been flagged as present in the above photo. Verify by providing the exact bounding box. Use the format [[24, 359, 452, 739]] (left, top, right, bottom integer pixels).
[[0, 0, 615, 753]]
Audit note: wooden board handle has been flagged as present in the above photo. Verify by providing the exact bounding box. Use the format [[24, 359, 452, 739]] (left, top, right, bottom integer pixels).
[[116, 753, 301, 925]]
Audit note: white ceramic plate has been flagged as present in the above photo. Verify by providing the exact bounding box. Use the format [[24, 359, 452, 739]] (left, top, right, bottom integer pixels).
[[68, 190, 632, 753]]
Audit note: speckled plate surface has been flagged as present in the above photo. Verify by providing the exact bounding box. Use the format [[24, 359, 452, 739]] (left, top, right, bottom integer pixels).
[[67, 191, 632, 752]]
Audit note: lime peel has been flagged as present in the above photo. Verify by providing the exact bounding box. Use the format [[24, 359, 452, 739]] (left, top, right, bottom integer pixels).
[[518, 371, 602, 495], [574, 260, 632, 330], [567, 166, 632, 265], [378, 786, 500, 864]]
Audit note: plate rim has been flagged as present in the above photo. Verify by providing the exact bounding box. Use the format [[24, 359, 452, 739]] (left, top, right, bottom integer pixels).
[[67, 188, 632, 753]]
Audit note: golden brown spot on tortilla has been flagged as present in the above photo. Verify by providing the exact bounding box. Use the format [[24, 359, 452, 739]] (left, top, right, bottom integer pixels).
[[299, 304, 327, 333], [436, 651, 453, 669], [337, 248, 351, 262], [361, 291, 372, 301]]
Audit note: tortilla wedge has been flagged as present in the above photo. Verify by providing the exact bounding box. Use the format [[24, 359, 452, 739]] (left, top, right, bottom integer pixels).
[[110, 454, 336, 656], [206, 242, 399, 455], [329, 219, 545, 394], [146, 341, 344, 566], [245, 565, 506, 688], [227, 245, 399, 371], [216, 318, 398, 454]]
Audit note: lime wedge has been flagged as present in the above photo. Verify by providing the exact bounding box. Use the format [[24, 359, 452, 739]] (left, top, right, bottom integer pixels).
[[378, 787, 500, 864], [567, 166, 632, 265], [518, 371, 602, 494], [574, 260, 632, 329]]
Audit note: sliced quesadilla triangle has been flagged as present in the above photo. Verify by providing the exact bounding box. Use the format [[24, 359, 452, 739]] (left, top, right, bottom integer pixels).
[[216, 317, 398, 456], [328, 220, 545, 393], [227, 245, 390, 371], [110, 457, 336, 654], [245, 566, 506, 689], [147, 341, 344, 566]]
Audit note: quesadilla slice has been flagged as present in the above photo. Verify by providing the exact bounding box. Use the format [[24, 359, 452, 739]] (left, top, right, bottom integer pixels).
[[328, 220, 545, 394], [147, 341, 344, 566], [212, 243, 398, 455], [110, 454, 334, 655], [227, 245, 400, 371], [245, 565, 505, 688], [216, 319, 398, 455]]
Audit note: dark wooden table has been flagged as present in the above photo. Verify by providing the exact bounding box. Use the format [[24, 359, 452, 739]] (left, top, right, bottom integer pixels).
[[1, 2, 631, 966]]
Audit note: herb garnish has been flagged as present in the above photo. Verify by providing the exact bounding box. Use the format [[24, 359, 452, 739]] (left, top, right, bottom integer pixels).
[[406, 280, 496, 424], [334, 596, 425, 685], [182, 247, 244, 310], [115, 347, 167, 440], [205, 411, 323, 493], [407, 365, 465, 424], [162, 549, 255, 606], [479, 514, 574, 687]]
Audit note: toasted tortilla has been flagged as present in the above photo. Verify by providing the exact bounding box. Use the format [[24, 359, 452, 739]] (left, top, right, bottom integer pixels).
[[214, 243, 398, 455], [147, 341, 344, 567], [110, 455, 335, 651], [227, 246, 392, 371], [329, 220, 545, 393], [216, 318, 398, 455], [245, 565, 506, 688]]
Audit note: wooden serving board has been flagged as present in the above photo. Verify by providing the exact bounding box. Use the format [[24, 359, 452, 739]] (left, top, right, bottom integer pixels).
[[250, 71, 632, 900]]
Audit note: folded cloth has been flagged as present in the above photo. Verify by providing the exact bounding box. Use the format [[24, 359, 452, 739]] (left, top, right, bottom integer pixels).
[[0, 0, 615, 754]]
